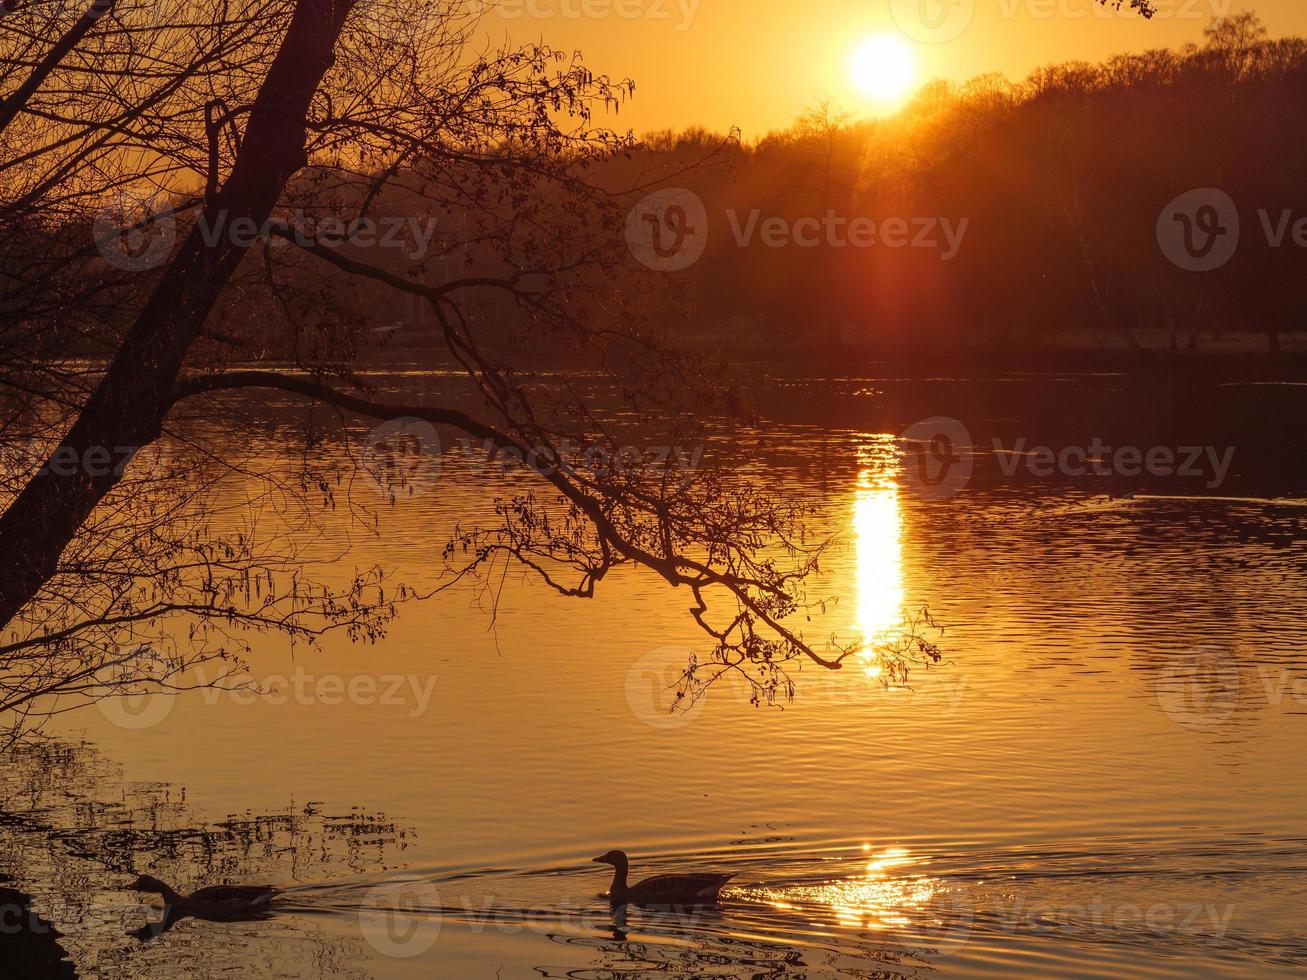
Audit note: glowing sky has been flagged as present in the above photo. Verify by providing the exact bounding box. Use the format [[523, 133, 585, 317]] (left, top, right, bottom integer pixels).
[[474, 0, 1307, 135]]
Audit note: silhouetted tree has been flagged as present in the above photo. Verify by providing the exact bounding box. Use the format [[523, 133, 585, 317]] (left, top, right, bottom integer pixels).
[[1, 0, 942, 738]]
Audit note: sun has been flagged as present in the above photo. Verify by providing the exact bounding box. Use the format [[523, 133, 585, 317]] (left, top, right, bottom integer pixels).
[[850, 35, 917, 106]]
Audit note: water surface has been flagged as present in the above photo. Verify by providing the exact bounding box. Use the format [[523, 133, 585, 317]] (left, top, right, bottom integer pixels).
[[4, 369, 1306, 978]]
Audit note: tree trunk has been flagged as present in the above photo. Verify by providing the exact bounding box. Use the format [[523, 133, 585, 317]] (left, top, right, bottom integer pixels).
[[0, 0, 353, 629]]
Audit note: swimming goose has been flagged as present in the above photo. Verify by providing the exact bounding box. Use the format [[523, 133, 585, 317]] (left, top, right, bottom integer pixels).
[[129, 875, 277, 922], [592, 850, 733, 908]]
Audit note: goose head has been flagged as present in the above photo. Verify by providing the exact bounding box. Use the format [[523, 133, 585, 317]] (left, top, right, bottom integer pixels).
[[128, 875, 171, 895], [592, 849, 628, 867]]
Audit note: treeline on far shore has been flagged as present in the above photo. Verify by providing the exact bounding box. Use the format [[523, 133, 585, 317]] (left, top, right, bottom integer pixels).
[[615, 12, 1307, 366]]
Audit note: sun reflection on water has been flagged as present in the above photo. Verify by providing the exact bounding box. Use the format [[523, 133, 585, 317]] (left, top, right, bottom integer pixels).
[[748, 846, 938, 932], [853, 441, 904, 670]]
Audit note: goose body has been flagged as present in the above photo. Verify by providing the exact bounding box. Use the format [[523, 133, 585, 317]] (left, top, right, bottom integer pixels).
[[129, 875, 277, 922], [593, 850, 732, 909]]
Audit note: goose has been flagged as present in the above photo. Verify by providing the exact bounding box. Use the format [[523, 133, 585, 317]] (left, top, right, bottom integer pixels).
[[592, 850, 733, 908], [128, 875, 278, 922]]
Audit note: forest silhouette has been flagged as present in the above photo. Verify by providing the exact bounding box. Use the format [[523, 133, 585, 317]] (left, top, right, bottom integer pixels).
[[40, 13, 1303, 371], [611, 12, 1305, 363]]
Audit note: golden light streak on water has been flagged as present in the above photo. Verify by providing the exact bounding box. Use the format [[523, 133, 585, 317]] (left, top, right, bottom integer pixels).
[[749, 846, 937, 932], [853, 444, 904, 667]]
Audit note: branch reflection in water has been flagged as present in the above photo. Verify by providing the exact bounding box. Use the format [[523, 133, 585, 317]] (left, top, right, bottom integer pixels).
[[0, 737, 411, 978]]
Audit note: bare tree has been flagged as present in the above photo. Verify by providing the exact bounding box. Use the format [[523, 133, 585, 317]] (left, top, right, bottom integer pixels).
[[1, 0, 944, 739]]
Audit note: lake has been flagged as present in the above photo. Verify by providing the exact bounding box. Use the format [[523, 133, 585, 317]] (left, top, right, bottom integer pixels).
[[3, 367, 1306, 978]]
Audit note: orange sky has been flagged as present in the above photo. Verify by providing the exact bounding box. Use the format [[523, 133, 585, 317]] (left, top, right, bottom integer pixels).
[[474, 0, 1307, 136]]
